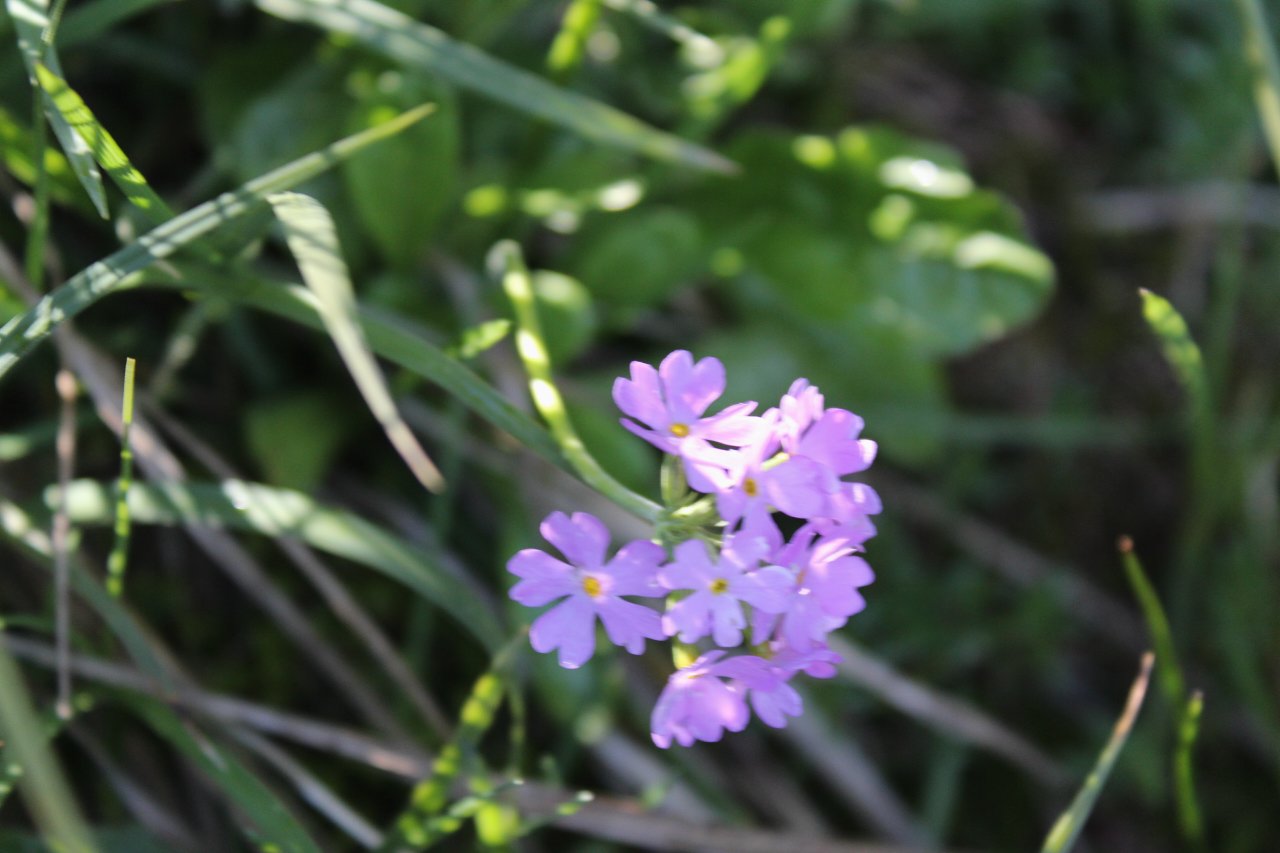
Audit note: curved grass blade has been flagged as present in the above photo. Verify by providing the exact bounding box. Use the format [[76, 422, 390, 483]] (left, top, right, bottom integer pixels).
[[118, 694, 322, 853], [1175, 690, 1206, 847], [166, 267, 569, 475], [1041, 653, 1154, 853], [0, 102, 92, 213], [0, 640, 97, 853], [6, 0, 107, 218], [252, 0, 735, 173], [378, 636, 523, 851], [49, 479, 505, 652], [268, 191, 444, 493], [34, 62, 174, 223], [0, 104, 434, 383], [0, 702, 68, 810]]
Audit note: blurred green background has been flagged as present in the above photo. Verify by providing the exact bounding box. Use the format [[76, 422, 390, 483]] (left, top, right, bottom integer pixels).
[[0, 0, 1277, 850]]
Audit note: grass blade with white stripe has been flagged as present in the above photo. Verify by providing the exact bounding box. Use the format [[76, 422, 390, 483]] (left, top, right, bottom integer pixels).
[[253, 0, 734, 173], [6, 0, 108, 218], [0, 103, 434, 383], [48, 478, 505, 652], [269, 191, 444, 493], [34, 62, 174, 223]]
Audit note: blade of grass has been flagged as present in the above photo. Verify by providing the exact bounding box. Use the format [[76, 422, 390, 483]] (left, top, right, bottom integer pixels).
[[1138, 289, 1209, 418], [118, 694, 322, 853], [0, 103, 435, 382], [494, 241, 661, 522], [268, 191, 444, 493], [166, 266, 570, 477], [1040, 652, 1155, 853], [1117, 536, 1186, 706], [6, 0, 108, 218], [52, 367, 76, 720], [34, 63, 175, 223], [0, 703, 67, 809], [1235, 0, 1280, 174], [105, 357, 136, 597], [1117, 536, 1205, 849], [378, 635, 523, 851], [47, 478, 505, 652], [0, 102, 92, 213], [0, 638, 97, 853], [252, 0, 735, 173]]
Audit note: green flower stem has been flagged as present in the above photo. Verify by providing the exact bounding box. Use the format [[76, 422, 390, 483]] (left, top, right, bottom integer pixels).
[[495, 241, 660, 523], [105, 357, 135, 597]]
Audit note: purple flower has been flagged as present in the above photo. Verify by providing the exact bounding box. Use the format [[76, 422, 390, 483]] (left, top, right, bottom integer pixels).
[[753, 525, 875, 650], [650, 651, 776, 748], [508, 511, 665, 669], [613, 351, 767, 492], [746, 643, 842, 728], [658, 534, 793, 647], [716, 411, 836, 539]]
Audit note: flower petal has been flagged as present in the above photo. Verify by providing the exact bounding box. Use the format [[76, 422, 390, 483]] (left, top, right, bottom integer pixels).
[[541, 511, 610, 569], [529, 596, 597, 669], [606, 540, 665, 596], [596, 598, 664, 653], [613, 362, 668, 428]]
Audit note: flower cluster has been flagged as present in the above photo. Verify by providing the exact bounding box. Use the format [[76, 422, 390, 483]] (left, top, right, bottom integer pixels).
[[507, 351, 880, 747]]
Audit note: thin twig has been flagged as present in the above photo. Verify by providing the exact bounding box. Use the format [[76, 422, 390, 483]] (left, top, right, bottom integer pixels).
[[52, 368, 76, 720], [827, 636, 1066, 788], [146, 403, 453, 740]]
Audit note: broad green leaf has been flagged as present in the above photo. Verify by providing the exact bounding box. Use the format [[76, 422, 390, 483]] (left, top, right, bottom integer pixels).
[[268, 191, 445, 492], [49, 479, 505, 651], [6, 0, 108, 217], [1041, 654, 1154, 853], [344, 70, 459, 267], [118, 695, 321, 853], [0, 104, 434, 384], [34, 62, 174, 223], [253, 0, 735, 173], [569, 207, 702, 317], [531, 270, 597, 365], [0, 643, 97, 853], [245, 392, 354, 491]]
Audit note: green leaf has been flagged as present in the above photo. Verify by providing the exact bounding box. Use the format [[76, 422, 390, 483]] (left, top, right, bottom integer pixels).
[[48, 479, 505, 652], [33, 62, 174, 223], [1235, 0, 1280, 175], [531, 270, 597, 365], [449, 318, 511, 361], [118, 695, 321, 853], [252, 0, 735, 173], [0, 705, 67, 810], [0, 104, 435, 384], [344, 71, 459, 267], [569, 207, 702, 317], [269, 190, 445, 492], [245, 392, 354, 491], [6, 0, 108, 217], [1041, 654, 1154, 853]]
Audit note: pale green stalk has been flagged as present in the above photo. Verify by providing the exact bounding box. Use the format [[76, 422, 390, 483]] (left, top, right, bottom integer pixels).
[[495, 241, 660, 523], [105, 357, 136, 597]]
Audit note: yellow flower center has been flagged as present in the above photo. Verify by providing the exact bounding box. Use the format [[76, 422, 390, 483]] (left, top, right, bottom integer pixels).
[[669, 422, 690, 437], [582, 576, 603, 597], [709, 578, 729, 594], [743, 477, 758, 497]]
